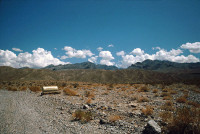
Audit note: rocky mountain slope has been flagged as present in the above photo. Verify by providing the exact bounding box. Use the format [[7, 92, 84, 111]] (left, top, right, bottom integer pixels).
[[44, 62, 118, 70], [128, 59, 200, 72]]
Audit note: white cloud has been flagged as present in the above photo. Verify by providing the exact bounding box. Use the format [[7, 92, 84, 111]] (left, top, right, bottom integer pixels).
[[0, 48, 67, 68], [116, 51, 125, 56], [117, 48, 199, 68], [63, 46, 94, 58], [181, 42, 200, 53], [108, 44, 114, 47], [130, 48, 144, 56], [60, 55, 68, 60], [97, 47, 103, 51], [88, 56, 98, 63], [99, 51, 115, 66], [152, 47, 161, 50], [12, 48, 23, 52]]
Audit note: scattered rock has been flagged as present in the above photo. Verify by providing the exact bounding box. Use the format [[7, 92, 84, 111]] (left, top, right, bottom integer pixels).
[[128, 102, 138, 108], [142, 120, 161, 134], [99, 119, 108, 124], [83, 104, 90, 109]]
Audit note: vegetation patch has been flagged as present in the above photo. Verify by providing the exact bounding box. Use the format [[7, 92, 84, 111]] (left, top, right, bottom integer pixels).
[[63, 88, 78, 96], [72, 110, 92, 123]]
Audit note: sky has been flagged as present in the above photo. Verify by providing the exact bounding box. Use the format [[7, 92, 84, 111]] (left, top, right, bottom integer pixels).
[[0, 0, 200, 68]]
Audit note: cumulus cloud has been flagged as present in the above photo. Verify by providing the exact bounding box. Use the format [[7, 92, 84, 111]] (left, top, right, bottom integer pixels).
[[97, 47, 103, 51], [99, 51, 115, 66], [181, 42, 200, 53], [88, 56, 98, 63], [108, 44, 114, 47], [117, 48, 199, 68], [0, 48, 67, 68], [130, 48, 144, 56], [12, 48, 23, 52], [63, 46, 94, 58], [116, 51, 125, 56]]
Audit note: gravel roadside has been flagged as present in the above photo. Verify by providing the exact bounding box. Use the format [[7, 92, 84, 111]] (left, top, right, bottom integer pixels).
[[0, 90, 106, 134]]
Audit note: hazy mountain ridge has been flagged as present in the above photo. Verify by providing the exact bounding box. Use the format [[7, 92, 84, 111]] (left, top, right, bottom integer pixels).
[[44, 62, 118, 70], [128, 60, 200, 72]]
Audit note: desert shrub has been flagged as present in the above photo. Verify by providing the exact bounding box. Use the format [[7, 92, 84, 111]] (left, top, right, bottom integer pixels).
[[84, 91, 95, 98], [134, 84, 141, 89], [159, 111, 173, 123], [109, 115, 121, 122], [187, 101, 200, 107], [141, 106, 153, 116], [138, 85, 149, 92], [166, 107, 200, 134], [162, 88, 169, 92], [29, 86, 41, 92], [154, 93, 159, 97], [165, 101, 173, 107], [73, 83, 79, 88], [63, 88, 78, 96], [161, 101, 174, 111], [170, 90, 177, 95], [176, 96, 187, 103], [153, 89, 158, 93], [7, 86, 18, 91], [72, 110, 92, 123], [20, 86, 27, 91], [163, 95, 172, 100], [160, 92, 170, 97], [86, 98, 92, 104], [108, 83, 114, 89], [137, 96, 149, 102]]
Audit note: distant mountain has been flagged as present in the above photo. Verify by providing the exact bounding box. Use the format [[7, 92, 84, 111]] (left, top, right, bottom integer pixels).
[[128, 59, 200, 72], [44, 62, 118, 70]]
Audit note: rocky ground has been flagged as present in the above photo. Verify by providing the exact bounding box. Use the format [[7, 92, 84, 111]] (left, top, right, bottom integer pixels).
[[0, 82, 200, 134]]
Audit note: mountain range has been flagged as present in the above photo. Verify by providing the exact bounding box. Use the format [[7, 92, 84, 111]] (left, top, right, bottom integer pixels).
[[128, 60, 200, 72], [44, 62, 118, 70], [44, 60, 200, 73]]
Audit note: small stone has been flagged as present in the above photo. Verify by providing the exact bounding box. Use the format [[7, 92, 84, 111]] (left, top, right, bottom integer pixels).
[[99, 119, 107, 124], [83, 104, 90, 109], [142, 120, 161, 134]]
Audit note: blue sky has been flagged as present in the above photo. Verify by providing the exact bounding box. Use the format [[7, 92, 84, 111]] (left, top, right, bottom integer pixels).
[[0, 0, 200, 68]]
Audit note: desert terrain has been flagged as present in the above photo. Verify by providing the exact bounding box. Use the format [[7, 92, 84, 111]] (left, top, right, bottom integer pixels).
[[0, 79, 200, 134]]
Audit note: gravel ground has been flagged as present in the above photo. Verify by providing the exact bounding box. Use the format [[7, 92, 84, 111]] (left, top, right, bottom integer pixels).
[[0, 90, 107, 134]]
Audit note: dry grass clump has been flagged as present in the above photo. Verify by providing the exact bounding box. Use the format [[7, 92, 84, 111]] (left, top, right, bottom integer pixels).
[[29, 86, 41, 92], [170, 90, 178, 95], [141, 106, 153, 116], [166, 107, 200, 134], [153, 89, 158, 93], [72, 110, 92, 123], [86, 98, 92, 104], [160, 92, 170, 97], [162, 88, 169, 92], [138, 85, 149, 92], [84, 91, 95, 98], [109, 115, 121, 122], [176, 96, 187, 103], [160, 111, 173, 122], [137, 96, 149, 102], [187, 101, 200, 107], [163, 95, 172, 100], [161, 101, 174, 111], [63, 88, 78, 96], [154, 93, 159, 97], [7, 86, 18, 91], [19, 86, 27, 91]]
